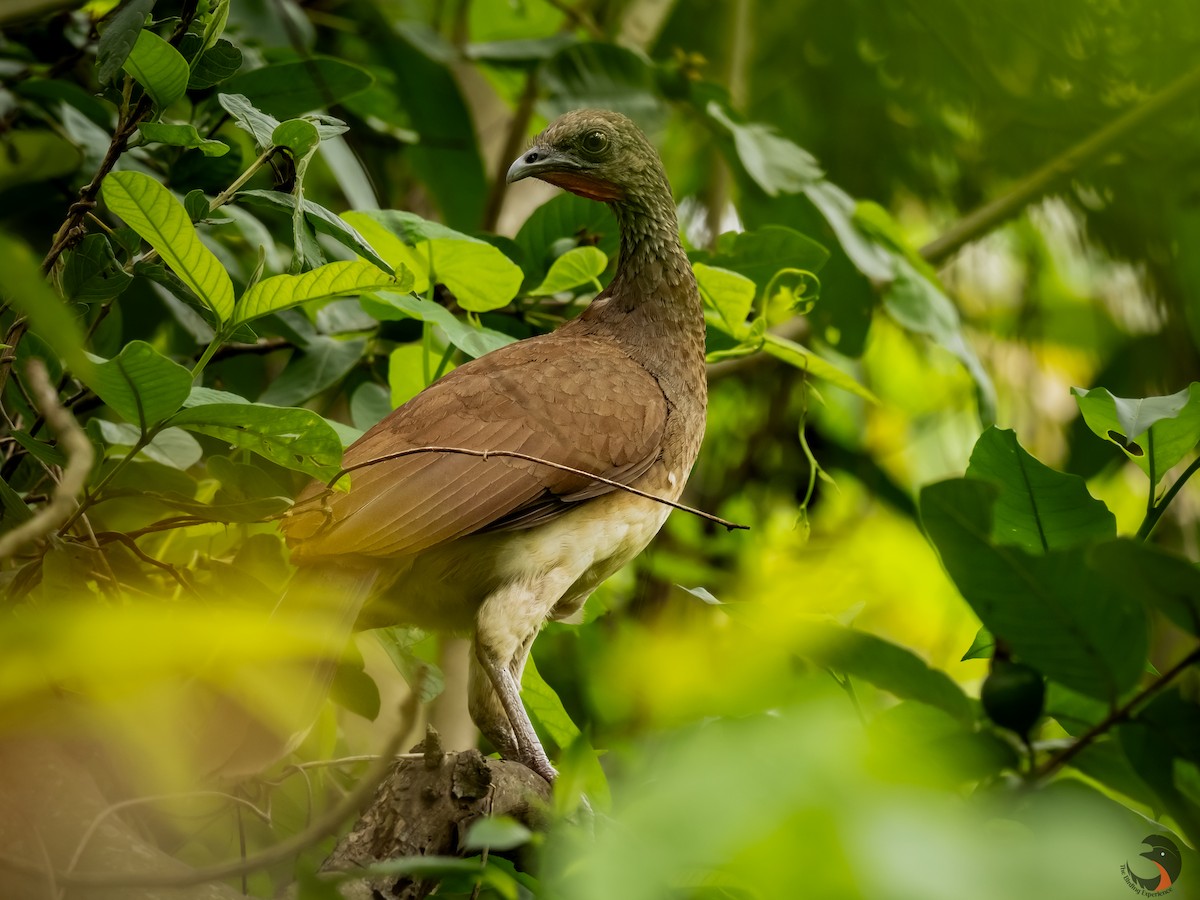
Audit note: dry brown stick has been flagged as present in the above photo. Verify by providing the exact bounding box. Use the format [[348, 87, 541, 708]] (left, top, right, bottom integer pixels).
[[0, 360, 94, 561], [0, 688, 422, 889], [316, 445, 750, 531], [920, 63, 1200, 265]]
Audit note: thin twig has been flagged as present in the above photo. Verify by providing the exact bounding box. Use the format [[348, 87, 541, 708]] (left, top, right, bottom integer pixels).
[[0, 361, 94, 560], [0, 689, 422, 889], [311, 446, 749, 532], [1032, 646, 1200, 782], [920, 63, 1200, 265]]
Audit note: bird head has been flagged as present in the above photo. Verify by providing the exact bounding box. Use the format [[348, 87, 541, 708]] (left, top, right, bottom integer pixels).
[[1140, 835, 1183, 881], [506, 109, 666, 204]]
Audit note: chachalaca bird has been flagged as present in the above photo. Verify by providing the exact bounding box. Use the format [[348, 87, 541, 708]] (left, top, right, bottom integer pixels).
[[278, 109, 706, 782]]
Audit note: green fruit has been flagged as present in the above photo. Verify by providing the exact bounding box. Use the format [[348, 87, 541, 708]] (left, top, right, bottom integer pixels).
[[981, 661, 1046, 737]]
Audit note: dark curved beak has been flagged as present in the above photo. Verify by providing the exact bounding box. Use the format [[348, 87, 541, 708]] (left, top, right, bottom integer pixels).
[[506, 146, 580, 184]]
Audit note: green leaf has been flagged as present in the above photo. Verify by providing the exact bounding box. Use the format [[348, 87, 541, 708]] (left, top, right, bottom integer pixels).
[[708, 225, 830, 287], [540, 41, 661, 122], [802, 622, 974, 722], [761, 332, 877, 403], [1073, 384, 1200, 485], [965, 427, 1116, 553], [920, 478, 1147, 700], [61, 234, 133, 302], [530, 246, 608, 295], [694, 263, 756, 336], [226, 58, 374, 118], [86, 340, 192, 431], [419, 239, 523, 312], [374, 627, 444, 703], [101, 171, 234, 322], [258, 337, 366, 407], [271, 118, 320, 158], [514, 192, 618, 282], [0, 130, 82, 192], [387, 342, 433, 407], [463, 817, 534, 852], [521, 653, 579, 749], [93, 420, 202, 470], [1087, 539, 1200, 637], [961, 626, 994, 661], [96, 0, 154, 85], [122, 29, 189, 109], [188, 38, 242, 89], [217, 92, 279, 149], [168, 401, 343, 481], [364, 292, 513, 359], [707, 102, 823, 196], [238, 190, 392, 275], [0, 475, 33, 529], [138, 122, 229, 157], [234, 260, 398, 325]]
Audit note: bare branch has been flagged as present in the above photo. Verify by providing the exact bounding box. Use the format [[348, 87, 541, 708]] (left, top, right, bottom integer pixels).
[[0, 360, 94, 560]]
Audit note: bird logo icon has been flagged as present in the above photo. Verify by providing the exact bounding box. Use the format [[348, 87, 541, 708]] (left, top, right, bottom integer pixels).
[[1122, 834, 1182, 895]]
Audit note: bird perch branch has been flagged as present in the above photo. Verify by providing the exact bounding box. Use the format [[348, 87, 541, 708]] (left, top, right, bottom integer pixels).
[[317, 446, 749, 532], [0, 360, 94, 560]]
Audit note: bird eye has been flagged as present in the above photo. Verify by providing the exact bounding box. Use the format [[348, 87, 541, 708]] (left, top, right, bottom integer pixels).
[[582, 130, 608, 154]]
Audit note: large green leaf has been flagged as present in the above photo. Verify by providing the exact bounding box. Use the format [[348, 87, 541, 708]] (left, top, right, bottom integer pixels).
[[226, 58, 373, 118], [707, 102, 822, 196], [921, 478, 1147, 701], [363, 292, 513, 359], [540, 42, 662, 123], [61, 234, 132, 302], [188, 38, 242, 89], [168, 399, 343, 480], [802, 622, 973, 722], [122, 29, 189, 109], [101, 171, 234, 322], [419, 239, 523, 313], [1088, 539, 1200, 637], [514, 193, 618, 282], [965, 427, 1115, 553], [234, 260, 400, 325], [760, 332, 877, 403], [1073, 384, 1200, 485], [521, 653, 580, 749], [87, 340, 192, 431], [530, 246, 608, 295], [707, 225, 830, 287]]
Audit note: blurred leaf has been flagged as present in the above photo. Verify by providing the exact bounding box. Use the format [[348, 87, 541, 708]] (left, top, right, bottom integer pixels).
[[96, 0, 154, 84], [695, 263, 755, 336], [227, 58, 373, 118], [374, 627, 444, 702], [1087, 539, 1200, 636], [463, 817, 534, 851], [531, 246, 608, 295], [94, 420, 202, 470], [803, 622, 974, 722], [707, 102, 822, 196], [0, 476, 33, 528], [122, 29, 189, 109], [61, 234, 133, 302], [87, 340, 191, 431], [239, 190, 392, 274], [234, 260, 399, 325], [138, 122, 229, 157], [464, 34, 578, 65], [168, 399, 343, 480], [101, 171, 235, 322], [0, 130, 82, 192], [541, 42, 662, 123], [965, 427, 1116, 553], [679, 585, 722, 605], [1073, 384, 1200, 485], [388, 342, 431, 407], [188, 38, 242, 89], [330, 657, 380, 721], [921, 478, 1147, 700], [364, 291, 514, 358], [350, 381, 391, 430]]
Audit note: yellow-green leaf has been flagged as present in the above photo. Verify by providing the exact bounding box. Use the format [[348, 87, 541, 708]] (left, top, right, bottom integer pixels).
[[530, 245, 608, 295], [763, 332, 877, 403], [695, 262, 756, 336], [122, 29, 189, 108], [234, 259, 398, 325], [420, 239, 522, 312], [101, 171, 234, 322]]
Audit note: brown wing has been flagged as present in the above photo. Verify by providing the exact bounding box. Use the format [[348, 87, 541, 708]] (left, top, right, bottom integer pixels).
[[283, 334, 667, 561]]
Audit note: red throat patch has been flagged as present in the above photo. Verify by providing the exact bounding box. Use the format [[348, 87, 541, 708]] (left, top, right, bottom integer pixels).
[[539, 171, 624, 201]]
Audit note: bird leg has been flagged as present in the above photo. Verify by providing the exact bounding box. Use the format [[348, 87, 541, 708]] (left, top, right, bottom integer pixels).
[[472, 638, 556, 782]]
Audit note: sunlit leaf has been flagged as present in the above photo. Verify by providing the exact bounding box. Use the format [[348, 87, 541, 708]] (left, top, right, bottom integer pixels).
[[122, 29, 189, 108], [694, 263, 755, 336], [1073, 384, 1200, 485], [239, 191, 393, 275], [364, 291, 513, 359], [86, 340, 192, 431], [101, 171, 235, 322], [234, 260, 398, 325], [761, 332, 877, 403], [138, 122, 229, 157], [530, 246, 608, 295]]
